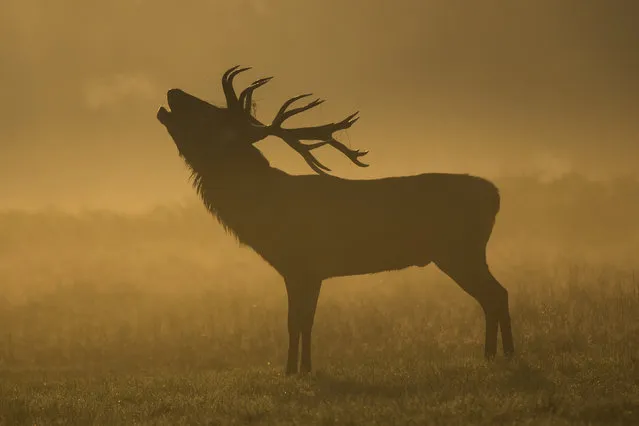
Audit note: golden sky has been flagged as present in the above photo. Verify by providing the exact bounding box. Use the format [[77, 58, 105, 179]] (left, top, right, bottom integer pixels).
[[1, 0, 638, 211]]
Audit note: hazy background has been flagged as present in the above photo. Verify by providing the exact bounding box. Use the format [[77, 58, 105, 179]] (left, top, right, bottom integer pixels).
[[2, 5, 639, 422], [1, 0, 638, 211]]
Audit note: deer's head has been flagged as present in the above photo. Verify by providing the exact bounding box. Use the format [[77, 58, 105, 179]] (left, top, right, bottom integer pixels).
[[157, 65, 368, 175]]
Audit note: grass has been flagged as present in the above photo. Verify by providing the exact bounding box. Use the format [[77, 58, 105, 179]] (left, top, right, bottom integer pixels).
[[1, 210, 639, 424]]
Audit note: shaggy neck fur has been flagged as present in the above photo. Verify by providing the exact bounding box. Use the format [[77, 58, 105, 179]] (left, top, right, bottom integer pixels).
[[182, 146, 282, 241]]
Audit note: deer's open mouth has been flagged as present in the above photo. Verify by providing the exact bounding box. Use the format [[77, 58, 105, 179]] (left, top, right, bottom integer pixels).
[[157, 106, 171, 125]]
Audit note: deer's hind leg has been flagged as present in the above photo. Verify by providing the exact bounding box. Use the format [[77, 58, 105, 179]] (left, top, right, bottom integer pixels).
[[434, 249, 514, 359]]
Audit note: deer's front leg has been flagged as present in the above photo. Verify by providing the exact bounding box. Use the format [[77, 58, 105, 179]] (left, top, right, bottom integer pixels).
[[284, 277, 322, 375], [285, 283, 301, 375], [299, 280, 322, 373], [285, 295, 301, 375]]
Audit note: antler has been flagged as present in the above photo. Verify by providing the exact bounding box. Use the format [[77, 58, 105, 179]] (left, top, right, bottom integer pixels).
[[222, 65, 273, 126], [267, 94, 368, 175], [220, 66, 368, 175], [239, 77, 272, 119], [222, 65, 252, 111]]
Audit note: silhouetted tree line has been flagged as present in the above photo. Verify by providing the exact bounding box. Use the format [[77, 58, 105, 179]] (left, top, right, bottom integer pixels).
[[1, 173, 637, 253], [495, 174, 639, 247]]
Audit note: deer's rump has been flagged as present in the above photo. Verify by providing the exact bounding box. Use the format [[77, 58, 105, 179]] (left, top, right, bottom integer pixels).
[[240, 172, 500, 278]]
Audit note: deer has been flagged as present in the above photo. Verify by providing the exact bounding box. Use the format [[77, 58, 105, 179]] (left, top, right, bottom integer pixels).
[[156, 65, 515, 374]]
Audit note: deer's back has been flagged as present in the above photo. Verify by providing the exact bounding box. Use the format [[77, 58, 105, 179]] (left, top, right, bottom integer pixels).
[[217, 171, 500, 278]]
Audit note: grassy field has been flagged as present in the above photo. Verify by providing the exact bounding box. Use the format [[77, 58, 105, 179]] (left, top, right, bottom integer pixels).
[[1, 209, 639, 425]]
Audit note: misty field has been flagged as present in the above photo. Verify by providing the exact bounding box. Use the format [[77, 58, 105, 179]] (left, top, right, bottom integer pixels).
[[1, 204, 639, 425]]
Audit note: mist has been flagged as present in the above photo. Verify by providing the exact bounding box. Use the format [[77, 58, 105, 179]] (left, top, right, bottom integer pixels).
[[3, 2, 639, 422], [1, 0, 638, 211]]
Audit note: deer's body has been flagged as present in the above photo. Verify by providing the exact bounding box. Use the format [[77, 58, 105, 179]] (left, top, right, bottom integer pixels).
[[199, 164, 500, 279], [158, 66, 515, 374]]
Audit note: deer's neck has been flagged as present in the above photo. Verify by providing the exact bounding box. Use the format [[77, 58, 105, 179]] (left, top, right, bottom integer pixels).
[[189, 155, 284, 241]]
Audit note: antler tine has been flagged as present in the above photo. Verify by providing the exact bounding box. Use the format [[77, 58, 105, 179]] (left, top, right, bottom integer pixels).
[[277, 130, 369, 175], [279, 135, 333, 175], [324, 138, 369, 167], [271, 94, 327, 127], [222, 65, 251, 110], [337, 111, 360, 129], [239, 77, 273, 115], [278, 98, 325, 125], [277, 110, 360, 142], [272, 94, 312, 126], [222, 65, 241, 83]]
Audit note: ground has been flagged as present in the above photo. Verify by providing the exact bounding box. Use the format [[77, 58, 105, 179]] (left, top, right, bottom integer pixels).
[[1, 257, 638, 425], [0, 210, 638, 424]]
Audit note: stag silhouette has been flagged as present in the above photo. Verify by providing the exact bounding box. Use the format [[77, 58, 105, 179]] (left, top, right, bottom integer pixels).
[[157, 66, 514, 374]]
